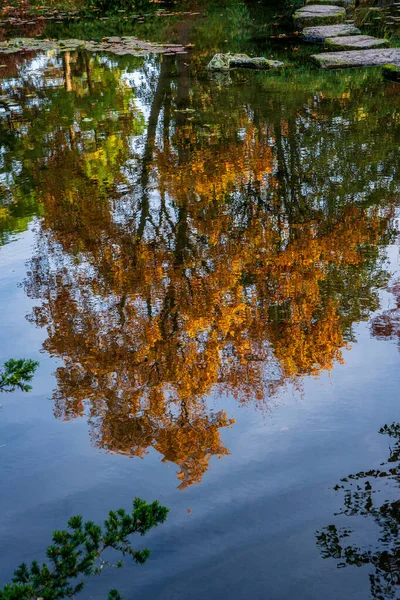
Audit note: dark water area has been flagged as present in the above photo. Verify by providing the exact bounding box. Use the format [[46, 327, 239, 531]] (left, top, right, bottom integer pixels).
[[1, 1, 400, 598]]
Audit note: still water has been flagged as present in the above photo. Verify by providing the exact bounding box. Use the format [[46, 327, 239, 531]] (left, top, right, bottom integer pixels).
[[1, 2, 400, 598]]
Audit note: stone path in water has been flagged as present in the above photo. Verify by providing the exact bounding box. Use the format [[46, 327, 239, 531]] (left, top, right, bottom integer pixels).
[[294, 0, 400, 72], [294, 5, 347, 29], [324, 35, 389, 50], [312, 48, 400, 68]]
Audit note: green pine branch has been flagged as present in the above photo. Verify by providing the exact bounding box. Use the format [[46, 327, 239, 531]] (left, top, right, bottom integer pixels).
[[0, 498, 169, 600], [0, 359, 39, 393]]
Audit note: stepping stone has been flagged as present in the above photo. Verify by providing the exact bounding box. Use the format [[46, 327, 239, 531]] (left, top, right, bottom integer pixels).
[[207, 53, 283, 71], [301, 23, 360, 42], [294, 5, 346, 29], [306, 0, 355, 8], [383, 63, 400, 81], [325, 34, 389, 50], [311, 47, 400, 68]]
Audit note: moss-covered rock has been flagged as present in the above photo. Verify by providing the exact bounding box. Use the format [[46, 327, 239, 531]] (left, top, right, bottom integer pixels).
[[294, 5, 346, 29], [312, 48, 400, 69], [0, 36, 184, 56], [207, 53, 284, 71], [325, 34, 389, 50]]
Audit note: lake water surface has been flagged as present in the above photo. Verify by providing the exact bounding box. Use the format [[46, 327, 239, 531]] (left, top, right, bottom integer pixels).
[[1, 3, 400, 598]]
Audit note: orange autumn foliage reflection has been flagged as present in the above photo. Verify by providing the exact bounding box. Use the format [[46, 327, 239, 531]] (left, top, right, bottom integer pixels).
[[27, 191, 391, 489], [20, 55, 395, 489]]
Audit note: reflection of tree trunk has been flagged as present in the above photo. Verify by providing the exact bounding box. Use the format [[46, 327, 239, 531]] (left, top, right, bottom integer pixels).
[[174, 54, 192, 267], [63, 52, 75, 151], [287, 116, 305, 220], [158, 53, 192, 338], [63, 52, 72, 92], [274, 114, 305, 227], [69, 125, 75, 151], [84, 53, 93, 94], [137, 56, 172, 242], [175, 204, 188, 266]]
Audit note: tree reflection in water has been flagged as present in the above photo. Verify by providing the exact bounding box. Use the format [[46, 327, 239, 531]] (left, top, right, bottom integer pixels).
[[317, 423, 400, 599], [371, 280, 400, 349], [1, 43, 399, 488]]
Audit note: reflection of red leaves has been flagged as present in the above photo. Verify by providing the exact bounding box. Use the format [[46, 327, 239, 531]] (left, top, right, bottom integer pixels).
[[0, 49, 37, 76], [371, 280, 400, 344]]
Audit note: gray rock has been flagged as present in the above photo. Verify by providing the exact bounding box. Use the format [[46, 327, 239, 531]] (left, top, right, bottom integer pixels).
[[325, 34, 389, 50], [301, 23, 361, 42], [207, 53, 283, 71], [230, 56, 284, 69], [207, 53, 232, 70], [311, 48, 400, 68], [294, 5, 346, 29]]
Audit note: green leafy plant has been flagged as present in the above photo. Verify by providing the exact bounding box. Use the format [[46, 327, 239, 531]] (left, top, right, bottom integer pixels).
[[0, 359, 39, 393], [0, 498, 169, 600]]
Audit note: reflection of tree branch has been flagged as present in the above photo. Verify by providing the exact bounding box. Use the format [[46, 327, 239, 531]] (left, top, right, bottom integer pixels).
[[317, 423, 400, 599]]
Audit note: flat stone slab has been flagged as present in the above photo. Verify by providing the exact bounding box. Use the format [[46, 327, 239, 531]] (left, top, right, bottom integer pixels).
[[294, 5, 346, 29], [306, 0, 355, 8], [301, 23, 361, 42], [325, 34, 389, 50], [207, 53, 283, 71], [0, 36, 186, 56], [312, 48, 400, 68], [383, 63, 400, 81]]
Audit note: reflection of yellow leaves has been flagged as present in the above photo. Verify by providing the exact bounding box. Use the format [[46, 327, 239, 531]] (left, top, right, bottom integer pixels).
[[357, 107, 368, 121], [0, 207, 9, 221], [26, 95, 393, 490], [35, 199, 388, 488], [155, 122, 276, 203]]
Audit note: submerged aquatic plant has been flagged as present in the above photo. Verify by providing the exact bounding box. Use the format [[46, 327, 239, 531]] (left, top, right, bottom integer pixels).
[[0, 358, 39, 393], [0, 498, 169, 600]]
